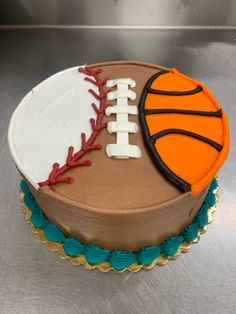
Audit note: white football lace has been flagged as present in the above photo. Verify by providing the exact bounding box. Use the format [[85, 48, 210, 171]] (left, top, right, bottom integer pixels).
[[105, 78, 142, 159]]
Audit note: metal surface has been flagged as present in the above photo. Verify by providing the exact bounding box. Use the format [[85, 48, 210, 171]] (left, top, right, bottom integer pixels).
[[0, 0, 236, 27], [0, 28, 236, 314]]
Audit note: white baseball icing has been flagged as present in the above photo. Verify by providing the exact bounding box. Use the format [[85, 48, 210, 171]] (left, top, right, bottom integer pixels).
[[105, 78, 141, 159], [8, 66, 99, 189]]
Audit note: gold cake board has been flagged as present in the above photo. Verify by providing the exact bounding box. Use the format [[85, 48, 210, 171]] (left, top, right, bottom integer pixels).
[[20, 188, 218, 273]]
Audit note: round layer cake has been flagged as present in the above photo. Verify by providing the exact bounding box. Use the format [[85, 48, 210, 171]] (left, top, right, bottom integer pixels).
[[8, 61, 229, 269]]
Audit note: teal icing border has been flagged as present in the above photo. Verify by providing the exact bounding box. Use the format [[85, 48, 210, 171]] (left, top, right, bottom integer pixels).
[[20, 179, 218, 271]]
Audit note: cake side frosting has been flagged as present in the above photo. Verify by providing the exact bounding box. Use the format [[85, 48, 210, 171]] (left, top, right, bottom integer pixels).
[[20, 178, 218, 271], [24, 174, 208, 251]]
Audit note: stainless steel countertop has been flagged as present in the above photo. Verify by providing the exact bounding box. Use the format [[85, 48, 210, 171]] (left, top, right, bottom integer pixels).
[[0, 28, 236, 314], [1, 0, 236, 27]]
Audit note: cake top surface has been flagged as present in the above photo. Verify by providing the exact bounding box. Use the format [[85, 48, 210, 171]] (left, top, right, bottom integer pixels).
[[8, 61, 229, 211]]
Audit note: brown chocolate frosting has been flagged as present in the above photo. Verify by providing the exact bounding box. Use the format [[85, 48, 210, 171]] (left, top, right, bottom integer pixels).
[[23, 61, 209, 251]]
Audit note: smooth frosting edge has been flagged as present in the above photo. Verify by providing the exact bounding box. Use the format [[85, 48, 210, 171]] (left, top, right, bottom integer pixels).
[[20, 178, 218, 271]]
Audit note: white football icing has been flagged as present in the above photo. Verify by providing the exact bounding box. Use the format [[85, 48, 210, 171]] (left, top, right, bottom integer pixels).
[[105, 78, 141, 159], [8, 66, 98, 189]]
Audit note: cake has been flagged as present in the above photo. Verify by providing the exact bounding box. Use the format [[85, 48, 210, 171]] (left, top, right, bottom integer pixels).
[[8, 61, 229, 272]]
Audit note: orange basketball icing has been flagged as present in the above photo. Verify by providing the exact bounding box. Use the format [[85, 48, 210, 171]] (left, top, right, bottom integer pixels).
[[140, 69, 229, 195]]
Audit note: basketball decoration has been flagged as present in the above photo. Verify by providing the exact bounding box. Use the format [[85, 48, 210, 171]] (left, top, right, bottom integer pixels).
[[139, 69, 229, 195]]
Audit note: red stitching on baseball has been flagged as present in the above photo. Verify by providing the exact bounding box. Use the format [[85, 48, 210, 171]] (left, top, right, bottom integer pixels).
[[38, 66, 108, 187]]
